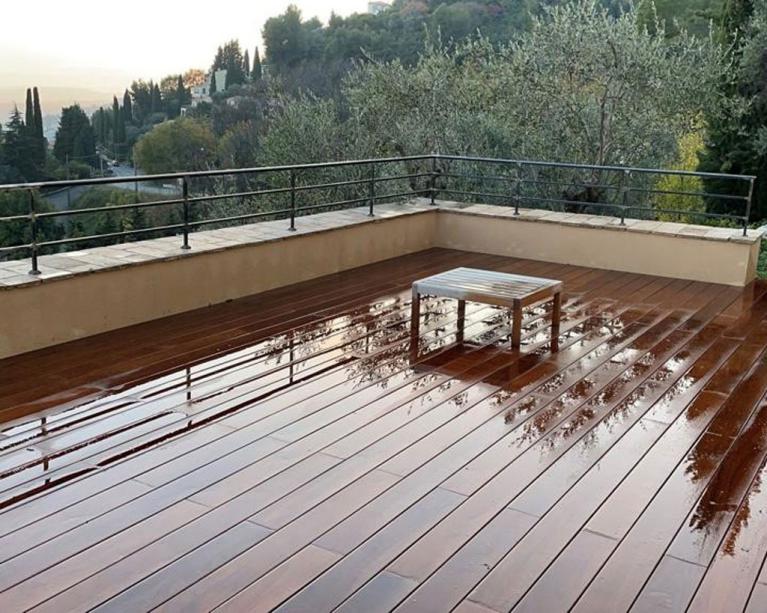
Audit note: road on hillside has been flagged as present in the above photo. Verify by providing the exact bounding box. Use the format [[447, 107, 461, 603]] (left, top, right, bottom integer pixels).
[[44, 163, 181, 213]]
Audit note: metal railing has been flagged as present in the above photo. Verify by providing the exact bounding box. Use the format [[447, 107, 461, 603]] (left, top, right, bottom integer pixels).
[[0, 154, 756, 275]]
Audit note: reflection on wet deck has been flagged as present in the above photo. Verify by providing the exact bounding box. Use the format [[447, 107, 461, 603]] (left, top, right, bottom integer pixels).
[[1, 247, 766, 612]]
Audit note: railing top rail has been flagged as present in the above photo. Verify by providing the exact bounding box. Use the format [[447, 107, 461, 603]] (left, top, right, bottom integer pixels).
[[0, 154, 756, 193], [434, 154, 757, 182], [0, 154, 435, 192]]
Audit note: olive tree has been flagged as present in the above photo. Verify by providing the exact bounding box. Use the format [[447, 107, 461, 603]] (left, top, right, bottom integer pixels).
[[489, 0, 724, 169], [342, 0, 724, 169]]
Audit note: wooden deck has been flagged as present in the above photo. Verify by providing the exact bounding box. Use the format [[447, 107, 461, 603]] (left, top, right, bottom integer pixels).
[[1, 247, 767, 612]]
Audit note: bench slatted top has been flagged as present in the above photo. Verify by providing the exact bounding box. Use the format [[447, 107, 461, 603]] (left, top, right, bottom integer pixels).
[[413, 267, 562, 308]]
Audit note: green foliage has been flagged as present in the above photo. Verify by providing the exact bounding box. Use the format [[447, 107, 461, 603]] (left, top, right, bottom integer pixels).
[[699, 0, 766, 220], [66, 188, 172, 246], [655, 128, 707, 221], [0, 191, 62, 255], [2, 108, 38, 181], [133, 117, 217, 173], [123, 89, 133, 124], [54, 105, 96, 165], [213, 40, 247, 89], [217, 121, 260, 169], [53, 160, 92, 180], [342, 1, 722, 170], [260, 94, 347, 165], [253, 47, 263, 81], [261, 0, 722, 97], [758, 238, 767, 278]]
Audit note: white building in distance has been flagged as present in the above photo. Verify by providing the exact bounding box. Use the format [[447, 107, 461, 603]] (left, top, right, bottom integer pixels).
[[368, 1, 390, 15], [190, 69, 228, 108]]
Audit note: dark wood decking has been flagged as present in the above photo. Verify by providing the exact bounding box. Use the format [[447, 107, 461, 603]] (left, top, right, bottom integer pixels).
[[1, 248, 767, 612]]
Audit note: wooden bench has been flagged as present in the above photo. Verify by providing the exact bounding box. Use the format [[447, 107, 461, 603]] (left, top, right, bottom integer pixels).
[[410, 267, 563, 353]]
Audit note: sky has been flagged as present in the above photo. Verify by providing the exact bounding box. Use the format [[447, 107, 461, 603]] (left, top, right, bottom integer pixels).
[[1, 0, 367, 106]]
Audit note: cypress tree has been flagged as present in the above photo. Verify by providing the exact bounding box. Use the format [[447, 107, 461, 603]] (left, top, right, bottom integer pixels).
[[123, 89, 133, 124], [112, 96, 120, 145], [32, 87, 43, 140], [253, 47, 263, 81], [24, 89, 34, 135], [150, 83, 162, 114], [5, 106, 36, 180], [32, 87, 45, 166], [243, 49, 251, 78], [209, 71, 217, 94], [176, 74, 188, 114], [95, 107, 106, 144]]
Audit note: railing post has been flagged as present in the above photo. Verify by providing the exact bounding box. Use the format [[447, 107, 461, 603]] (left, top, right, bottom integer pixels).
[[368, 164, 375, 217], [289, 169, 297, 231], [514, 162, 522, 216], [28, 189, 40, 276], [430, 156, 437, 205], [619, 169, 631, 226], [181, 176, 191, 250], [744, 176, 755, 237]]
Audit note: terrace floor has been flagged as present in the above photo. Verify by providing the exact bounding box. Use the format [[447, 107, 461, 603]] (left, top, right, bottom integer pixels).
[[1, 248, 767, 612]]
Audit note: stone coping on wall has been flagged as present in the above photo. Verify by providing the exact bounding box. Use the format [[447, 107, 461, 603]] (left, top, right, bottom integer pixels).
[[0, 198, 760, 290], [0, 201, 434, 290], [443, 201, 762, 245]]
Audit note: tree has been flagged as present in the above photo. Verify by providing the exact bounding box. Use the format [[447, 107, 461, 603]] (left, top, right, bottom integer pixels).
[[2, 108, 37, 181], [112, 96, 122, 146], [93, 107, 108, 144], [243, 49, 251, 78], [699, 0, 766, 219], [263, 6, 323, 75], [218, 121, 260, 169], [209, 71, 217, 94], [133, 117, 217, 173], [53, 104, 96, 166], [261, 95, 347, 165], [211, 40, 246, 89], [655, 127, 707, 221], [130, 80, 153, 123], [24, 89, 34, 137], [344, 1, 723, 171], [253, 47, 263, 81], [0, 191, 62, 253], [123, 89, 133, 124], [183, 68, 206, 88], [177, 74, 190, 109], [32, 87, 44, 165], [151, 82, 162, 114]]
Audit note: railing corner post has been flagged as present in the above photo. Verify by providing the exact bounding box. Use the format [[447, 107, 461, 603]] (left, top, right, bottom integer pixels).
[[27, 189, 41, 276], [289, 169, 297, 231], [514, 162, 522, 216], [181, 176, 191, 250], [368, 164, 376, 217], [430, 156, 437, 206], [745, 177, 756, 237], [619, 169, 631, 226]]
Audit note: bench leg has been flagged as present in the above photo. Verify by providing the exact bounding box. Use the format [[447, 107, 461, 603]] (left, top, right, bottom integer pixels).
[[410, 288, 421, 359], [551, 291, 562, 352], [457, 299, 466, 344], [511, 304, 522, 350]]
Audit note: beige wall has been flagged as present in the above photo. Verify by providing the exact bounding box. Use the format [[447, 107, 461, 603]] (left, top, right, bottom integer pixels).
[[0, 207, 759, 359], [0, 213, 436, 359], [437, 211, 760, 288]]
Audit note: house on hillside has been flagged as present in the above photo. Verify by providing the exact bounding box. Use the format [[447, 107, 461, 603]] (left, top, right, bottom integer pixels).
[[189, 69, 228, 108], [368, 1, 390, 15]]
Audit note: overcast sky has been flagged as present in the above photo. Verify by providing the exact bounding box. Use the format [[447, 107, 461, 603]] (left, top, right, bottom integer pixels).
[[1, 0, 367, 94]]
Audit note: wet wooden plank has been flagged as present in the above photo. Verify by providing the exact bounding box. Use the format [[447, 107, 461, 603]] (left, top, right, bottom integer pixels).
[[0, 250, 763, 613]]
